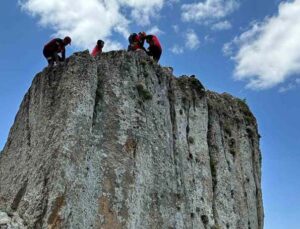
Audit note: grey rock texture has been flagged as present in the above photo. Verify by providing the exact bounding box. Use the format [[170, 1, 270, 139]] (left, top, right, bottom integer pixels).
[[0, 211, 26, 228], [0, 50, 263, 229]]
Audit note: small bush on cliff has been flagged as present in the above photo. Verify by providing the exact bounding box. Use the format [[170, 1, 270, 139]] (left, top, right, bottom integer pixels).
[[237, 98, 255, 125], [188, 136, 195, 144], [136, 83, 152, 100], [141, 60, 147, 66]]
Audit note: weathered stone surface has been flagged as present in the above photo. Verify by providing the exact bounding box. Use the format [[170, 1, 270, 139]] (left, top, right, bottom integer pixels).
[[0, 211, 26, 228], [0, 50, 263, 228]]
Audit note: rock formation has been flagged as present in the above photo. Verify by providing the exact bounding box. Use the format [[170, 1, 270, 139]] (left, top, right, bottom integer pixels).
[[0, 50, 263, 229]]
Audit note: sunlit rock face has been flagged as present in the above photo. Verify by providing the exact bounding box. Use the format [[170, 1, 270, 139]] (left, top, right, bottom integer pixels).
[[0, 50, 263, 229]]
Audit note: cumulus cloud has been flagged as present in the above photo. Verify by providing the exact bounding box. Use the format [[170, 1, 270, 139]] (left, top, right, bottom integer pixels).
[[279, 78, 300, 93], [123, 0, 164, 26], [211, 20, 232, 31], [170, 45, 184, 54], [185, 30, 200, 50], [147, 26, 164, 35], [19, 0, 165, 50], [225, 0, 300, 90], [170, 30, 200, 55], [204, 35, 215, 43], [181, 0, 239, 24], [223, 42, 234, 56]]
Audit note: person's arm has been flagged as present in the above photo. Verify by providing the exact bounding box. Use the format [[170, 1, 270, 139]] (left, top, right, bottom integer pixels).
[[146, 47, 152, 56], [55, 39, 66, 61]]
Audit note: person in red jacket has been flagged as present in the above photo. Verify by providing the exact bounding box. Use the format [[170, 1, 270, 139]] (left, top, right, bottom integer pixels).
[[43, 36, 71, 66], [91, 40, 104, 57], [145, 35, 162, 62], [127, 33, 140, 51]]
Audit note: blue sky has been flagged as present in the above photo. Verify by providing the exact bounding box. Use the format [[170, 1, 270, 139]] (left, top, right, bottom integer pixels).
[[1, 0, 300, 228]]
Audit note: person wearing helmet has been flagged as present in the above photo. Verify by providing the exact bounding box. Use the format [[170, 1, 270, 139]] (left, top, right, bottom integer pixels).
[[91, 40, 105, 57], [43, 36, 72, 66], [145, 34, 162, 62]]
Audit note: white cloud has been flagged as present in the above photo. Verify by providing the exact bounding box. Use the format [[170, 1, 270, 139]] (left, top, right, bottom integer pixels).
[[170, 30, 200, 54], [279, 78, 300, 93], [19, 0, 165, 50], [181, 0, 239, 24], [185, 30, 200, 50], [211, 20, 232, 31], [166, 0, 180, 7], [204, 35, 215, 43], [225, 0, 300, 90], [172, 25, 179, 33], [123, 0, 164, 26], [223, 42, 233, 56], [147, 26, 164, 35], [170, 45, 184, 54]]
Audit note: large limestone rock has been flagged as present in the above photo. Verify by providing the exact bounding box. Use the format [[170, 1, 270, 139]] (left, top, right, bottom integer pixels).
[[0, 50, 263, 228]]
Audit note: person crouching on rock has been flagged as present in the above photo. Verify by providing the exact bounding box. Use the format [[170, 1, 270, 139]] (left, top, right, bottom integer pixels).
[[43, 36, 71, 66], [145, 34, 162, 62], [91, 40, 104, 57], [127, 33, 145, 51]]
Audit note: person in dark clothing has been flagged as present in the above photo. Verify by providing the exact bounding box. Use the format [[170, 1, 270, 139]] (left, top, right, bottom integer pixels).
[[91, 40, 104, 57], [145, 35, 162, 62], [43, 36, 71, 66]]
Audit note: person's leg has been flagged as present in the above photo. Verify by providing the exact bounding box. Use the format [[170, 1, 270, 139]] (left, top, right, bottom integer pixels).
[[43, 49, 54, 66], [152, 46, 162, 62], [53, 52, 60, 64], [48, 58, 54, 66], [146, 48, 153, 57]]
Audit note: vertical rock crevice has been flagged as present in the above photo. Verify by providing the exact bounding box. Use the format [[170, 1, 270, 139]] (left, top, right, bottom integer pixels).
[[10, 180, 28, 211], [207, 112, 219, 228], [167, 78, 179, 183]]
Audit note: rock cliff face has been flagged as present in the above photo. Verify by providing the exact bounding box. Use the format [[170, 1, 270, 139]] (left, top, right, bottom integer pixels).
[[0, 50, 263, 229]]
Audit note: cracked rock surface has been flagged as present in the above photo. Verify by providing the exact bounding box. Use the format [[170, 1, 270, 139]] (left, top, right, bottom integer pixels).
[[0, 50, 263, 228]]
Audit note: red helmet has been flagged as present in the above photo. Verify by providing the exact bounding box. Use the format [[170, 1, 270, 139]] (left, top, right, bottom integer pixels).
[[64, 36, 72, 45]]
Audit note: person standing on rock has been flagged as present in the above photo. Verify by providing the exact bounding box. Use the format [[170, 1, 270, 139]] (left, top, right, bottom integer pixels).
[[43, 36, 71, 66], [145, 34, 162, 62], [91, 40, 105, 57]]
